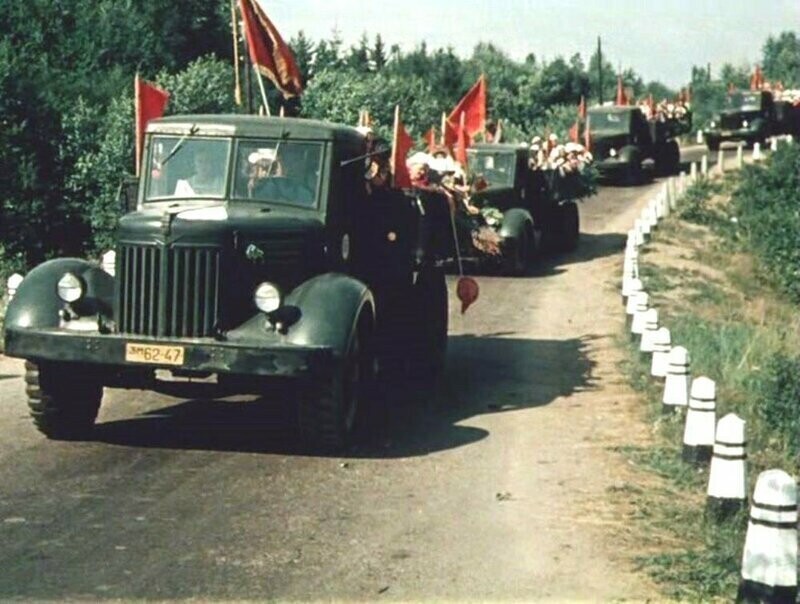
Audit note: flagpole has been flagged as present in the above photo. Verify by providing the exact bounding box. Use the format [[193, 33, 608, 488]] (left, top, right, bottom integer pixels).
[[134, 73, 141, 177], [441, 112, 447, 146], [392, 105, 400, 188], [230, 0, 242, 106], [253, 66, 272, 116]]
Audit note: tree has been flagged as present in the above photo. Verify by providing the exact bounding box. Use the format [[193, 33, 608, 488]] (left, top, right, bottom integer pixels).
[[346, 33, 371, 73], [372, 34, 387, 71], [762, 32, 800, 87], [587, 47, 617, 104], [290, 30, 315, 83]]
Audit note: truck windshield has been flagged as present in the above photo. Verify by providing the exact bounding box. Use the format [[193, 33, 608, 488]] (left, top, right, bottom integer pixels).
[[145, 136, 230, 200], [727, 93, 762, 111], [588, 111, 630, 135], [467, 150, 516, 188], [232, 139, 322, 208]]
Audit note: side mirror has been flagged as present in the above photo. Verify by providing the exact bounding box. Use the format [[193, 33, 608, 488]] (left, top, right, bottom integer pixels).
[[118, 175, 140, 213]]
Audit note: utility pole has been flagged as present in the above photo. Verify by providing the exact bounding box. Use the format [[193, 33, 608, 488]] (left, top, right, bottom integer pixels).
[[597, 36, 603, 105]]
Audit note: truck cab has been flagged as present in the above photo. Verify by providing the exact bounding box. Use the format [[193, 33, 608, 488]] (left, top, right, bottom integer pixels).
[[4, 115, 450, 451], [588, 106, 682, 183], [706, 91, 774, 150]]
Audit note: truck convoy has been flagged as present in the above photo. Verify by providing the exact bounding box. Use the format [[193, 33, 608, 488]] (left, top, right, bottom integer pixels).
[[588, 103, 691, 183], [705, 89, 800, 150], [3, 116, 452, 452]]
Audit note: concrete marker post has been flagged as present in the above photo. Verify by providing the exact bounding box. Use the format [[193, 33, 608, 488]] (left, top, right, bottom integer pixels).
[[706, 413, 747, 519], [752, 142, 762, 162], [696, 129, 704, 144], [650, 327, 671, 379], [679, 171, 687, 197], [737, 470, 797, 604], [701, 154, 708, 176], [6, 273, 23, 304], [630, 293, 650, 338], [102, 250, 116, 277], [682, 376, 716, 465], [717, 149, 725, 174], [770, 136, 778, 152], [786, 134, 793, 145], [668, 179, 678, 211], [626, 288, 645, 321], [690, 161, 698, 182], [736, 143, 744, 169], [662, 346, 690, 412], [639, 308, 659, 354]]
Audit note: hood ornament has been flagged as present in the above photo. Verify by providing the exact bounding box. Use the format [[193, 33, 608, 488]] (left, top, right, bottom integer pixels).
[[245, 243, 265, 263]]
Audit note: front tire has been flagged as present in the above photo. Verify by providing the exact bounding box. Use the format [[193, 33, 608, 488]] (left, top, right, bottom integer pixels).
[[298, 315, 375, 452], [25, 360, 103, 440], [503, 227, 530, 276]]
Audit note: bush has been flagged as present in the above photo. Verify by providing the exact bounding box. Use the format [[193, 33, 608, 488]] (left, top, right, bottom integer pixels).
[[731, 143, 800, 302], [757, 354, 800, 456], [677, 178, 723, 225]]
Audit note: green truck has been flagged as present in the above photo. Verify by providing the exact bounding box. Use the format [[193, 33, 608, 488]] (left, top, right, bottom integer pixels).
[[705, 90, 800, 150], [457, 143, 589, 275], [3, 115, 451, 451], [588, 105, 690, 183]]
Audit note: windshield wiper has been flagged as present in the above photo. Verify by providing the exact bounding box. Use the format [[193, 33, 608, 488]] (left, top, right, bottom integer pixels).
[[159, 124, 199, 168]]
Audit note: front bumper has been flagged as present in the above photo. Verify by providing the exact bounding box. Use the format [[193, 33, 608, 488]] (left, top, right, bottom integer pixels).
[[4, 327, 334, 377], [595, 157, 632, 176], [706, 128, 759, 143]]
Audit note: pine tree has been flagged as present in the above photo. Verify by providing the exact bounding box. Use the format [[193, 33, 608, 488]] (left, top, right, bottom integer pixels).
[[290, 30, 314, 83], [372, 34, 387, 71]]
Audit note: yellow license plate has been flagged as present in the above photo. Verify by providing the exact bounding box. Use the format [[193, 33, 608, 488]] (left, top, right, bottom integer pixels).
[[125, 343, 185, 366]]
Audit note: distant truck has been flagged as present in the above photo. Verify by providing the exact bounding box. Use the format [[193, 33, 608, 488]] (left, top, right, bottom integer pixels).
[[455, 143, 589, 275], [705, 90, 800, 150], [588, 105, 690, 183]]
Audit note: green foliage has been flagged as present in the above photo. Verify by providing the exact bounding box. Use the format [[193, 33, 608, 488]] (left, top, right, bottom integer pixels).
[[757, 354, 800, 455], [677, 178, 724, 225], [731, 143, 800, 302], [762, 32, 800, 87]]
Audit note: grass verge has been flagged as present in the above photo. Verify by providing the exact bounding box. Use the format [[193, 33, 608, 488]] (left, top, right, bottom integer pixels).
[[614, 166, 799, 601]]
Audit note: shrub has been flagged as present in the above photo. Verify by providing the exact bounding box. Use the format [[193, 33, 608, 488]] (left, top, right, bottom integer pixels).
[[757, 353, 800, 456]]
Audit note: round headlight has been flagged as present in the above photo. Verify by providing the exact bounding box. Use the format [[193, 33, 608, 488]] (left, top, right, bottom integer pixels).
[[742, 120, 749, 128], [57, 272, 84, 303], [609, 148, 617, 158], [254, 282, 281, 313], [710, 120, 716, 128]]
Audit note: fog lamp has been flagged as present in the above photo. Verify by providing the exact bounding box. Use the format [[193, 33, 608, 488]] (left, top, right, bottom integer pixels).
[[57, 272, 85, 303]]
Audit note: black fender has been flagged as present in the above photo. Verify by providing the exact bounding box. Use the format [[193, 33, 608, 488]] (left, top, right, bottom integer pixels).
[[619, 145, 641, 164], [4, 258, 114, 330], [282, 273, 374, 358], [498, 207, 533, 240]]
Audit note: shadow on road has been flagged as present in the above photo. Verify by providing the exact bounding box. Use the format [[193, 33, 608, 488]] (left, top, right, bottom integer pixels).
[[93, 334, 596, 458], [0, 374, 20, 381], [527, 232, 627, 278]]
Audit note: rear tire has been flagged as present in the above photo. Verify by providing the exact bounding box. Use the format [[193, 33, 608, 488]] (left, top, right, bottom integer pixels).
[[25, 360, 103, 440], [298, 315, 376, 452]]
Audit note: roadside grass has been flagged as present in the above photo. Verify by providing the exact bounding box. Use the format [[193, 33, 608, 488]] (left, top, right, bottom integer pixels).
[[614, 171, 800, 601]]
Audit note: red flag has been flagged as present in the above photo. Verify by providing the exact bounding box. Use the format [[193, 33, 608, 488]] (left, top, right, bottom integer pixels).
[[569, 122, 579, 143], [615, 75, 628, 106], [443, 116, 458, 148], [423, 127, 437, 153], [391, 106, 414, 189], [238, 0, 303, 98], [454, 112, 471, 167], [447, 74, 487, 138], [135, 74, 169, 176], [578, 95, 587, 120]]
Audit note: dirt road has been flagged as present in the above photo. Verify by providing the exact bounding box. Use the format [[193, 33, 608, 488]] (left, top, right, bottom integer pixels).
[[0, 177, 664, 600]]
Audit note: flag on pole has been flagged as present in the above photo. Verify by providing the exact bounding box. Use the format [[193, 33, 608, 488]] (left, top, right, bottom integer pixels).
[[568, 122, 579, 143], [391, 106, 414, 189], [454, 112, 471, 167], [135, 75, 170, 176], [615, 75, 628, 106], [578, 95, 587, 120], [447, 74, 487, 138], [423, 127, 437, 153], [238, 0, 303, 98], [584, 120, 592, 152]]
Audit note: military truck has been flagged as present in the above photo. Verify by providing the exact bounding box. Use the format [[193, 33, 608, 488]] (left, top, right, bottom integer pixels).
[[588, 106, 689, 183], [3, 116, 451, 451], [458, 143, 587, 275], [705, 90, 800, 150]]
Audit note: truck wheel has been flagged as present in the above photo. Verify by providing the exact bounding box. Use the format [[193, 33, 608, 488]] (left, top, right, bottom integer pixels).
[[558, 202, 580, 252], [298, 315, 375, 452], [25, 360, 103, 440], [409, 266, 448, 377], [503, 227, 530, 276], [625, 154, 643, 185]]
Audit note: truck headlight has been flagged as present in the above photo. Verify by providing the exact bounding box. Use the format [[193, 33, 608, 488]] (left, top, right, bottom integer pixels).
[[710, 120, 716, 128], [742, 120, 749, 128], [254, 282, 281, 313], [57, 272, 85, 303], [609, 148, 617, 158]]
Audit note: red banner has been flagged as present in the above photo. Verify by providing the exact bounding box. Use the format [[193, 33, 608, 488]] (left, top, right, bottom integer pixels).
[[391, 106, 414, 189], [448, 75, 487, 138], [135, 75, 169, 176]]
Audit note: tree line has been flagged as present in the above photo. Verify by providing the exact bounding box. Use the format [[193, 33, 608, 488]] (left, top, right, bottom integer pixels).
[[1, 0, 798, 274]]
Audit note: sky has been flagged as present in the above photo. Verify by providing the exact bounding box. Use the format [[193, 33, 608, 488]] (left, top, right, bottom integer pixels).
[[260, 0, 800, 88]]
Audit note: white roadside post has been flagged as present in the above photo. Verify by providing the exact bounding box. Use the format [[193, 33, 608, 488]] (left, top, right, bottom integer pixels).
[[737, 470, 797, 604], [622, 275, 641, 308], [717, 149, 725, 174], [736, 143, 744, 169], [630, 293, 650, 339], [701, 154, 709, 176], [102, 250, 116, 277], [690, 161, 698, 182], [770, 136, 778, 152], [662, 346, 690, 412], [6, 273, 24, 304], [786, 134, 794, 145], [668, 179, 678, 211], [639, 308, 659, 354], [679, 171, 687, 197], [696, 129, 704, 144], [626, 289, 646, 323], [650, 327, 671, 378], [640, 211, 652, 238], [706, 413, 747, 519], [682, 376, 716, 465], [752, 141, 762, 162]]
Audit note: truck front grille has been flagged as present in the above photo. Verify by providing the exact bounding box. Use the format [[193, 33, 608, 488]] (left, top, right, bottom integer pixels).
[[117, 245, 221, 338]]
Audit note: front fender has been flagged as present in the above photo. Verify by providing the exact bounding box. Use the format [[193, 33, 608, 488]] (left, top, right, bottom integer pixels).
[[498, 208, 533, 239], [4, 258, 114, 330], [619, 145, 641, 164], [282, 273, 374, 357]]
